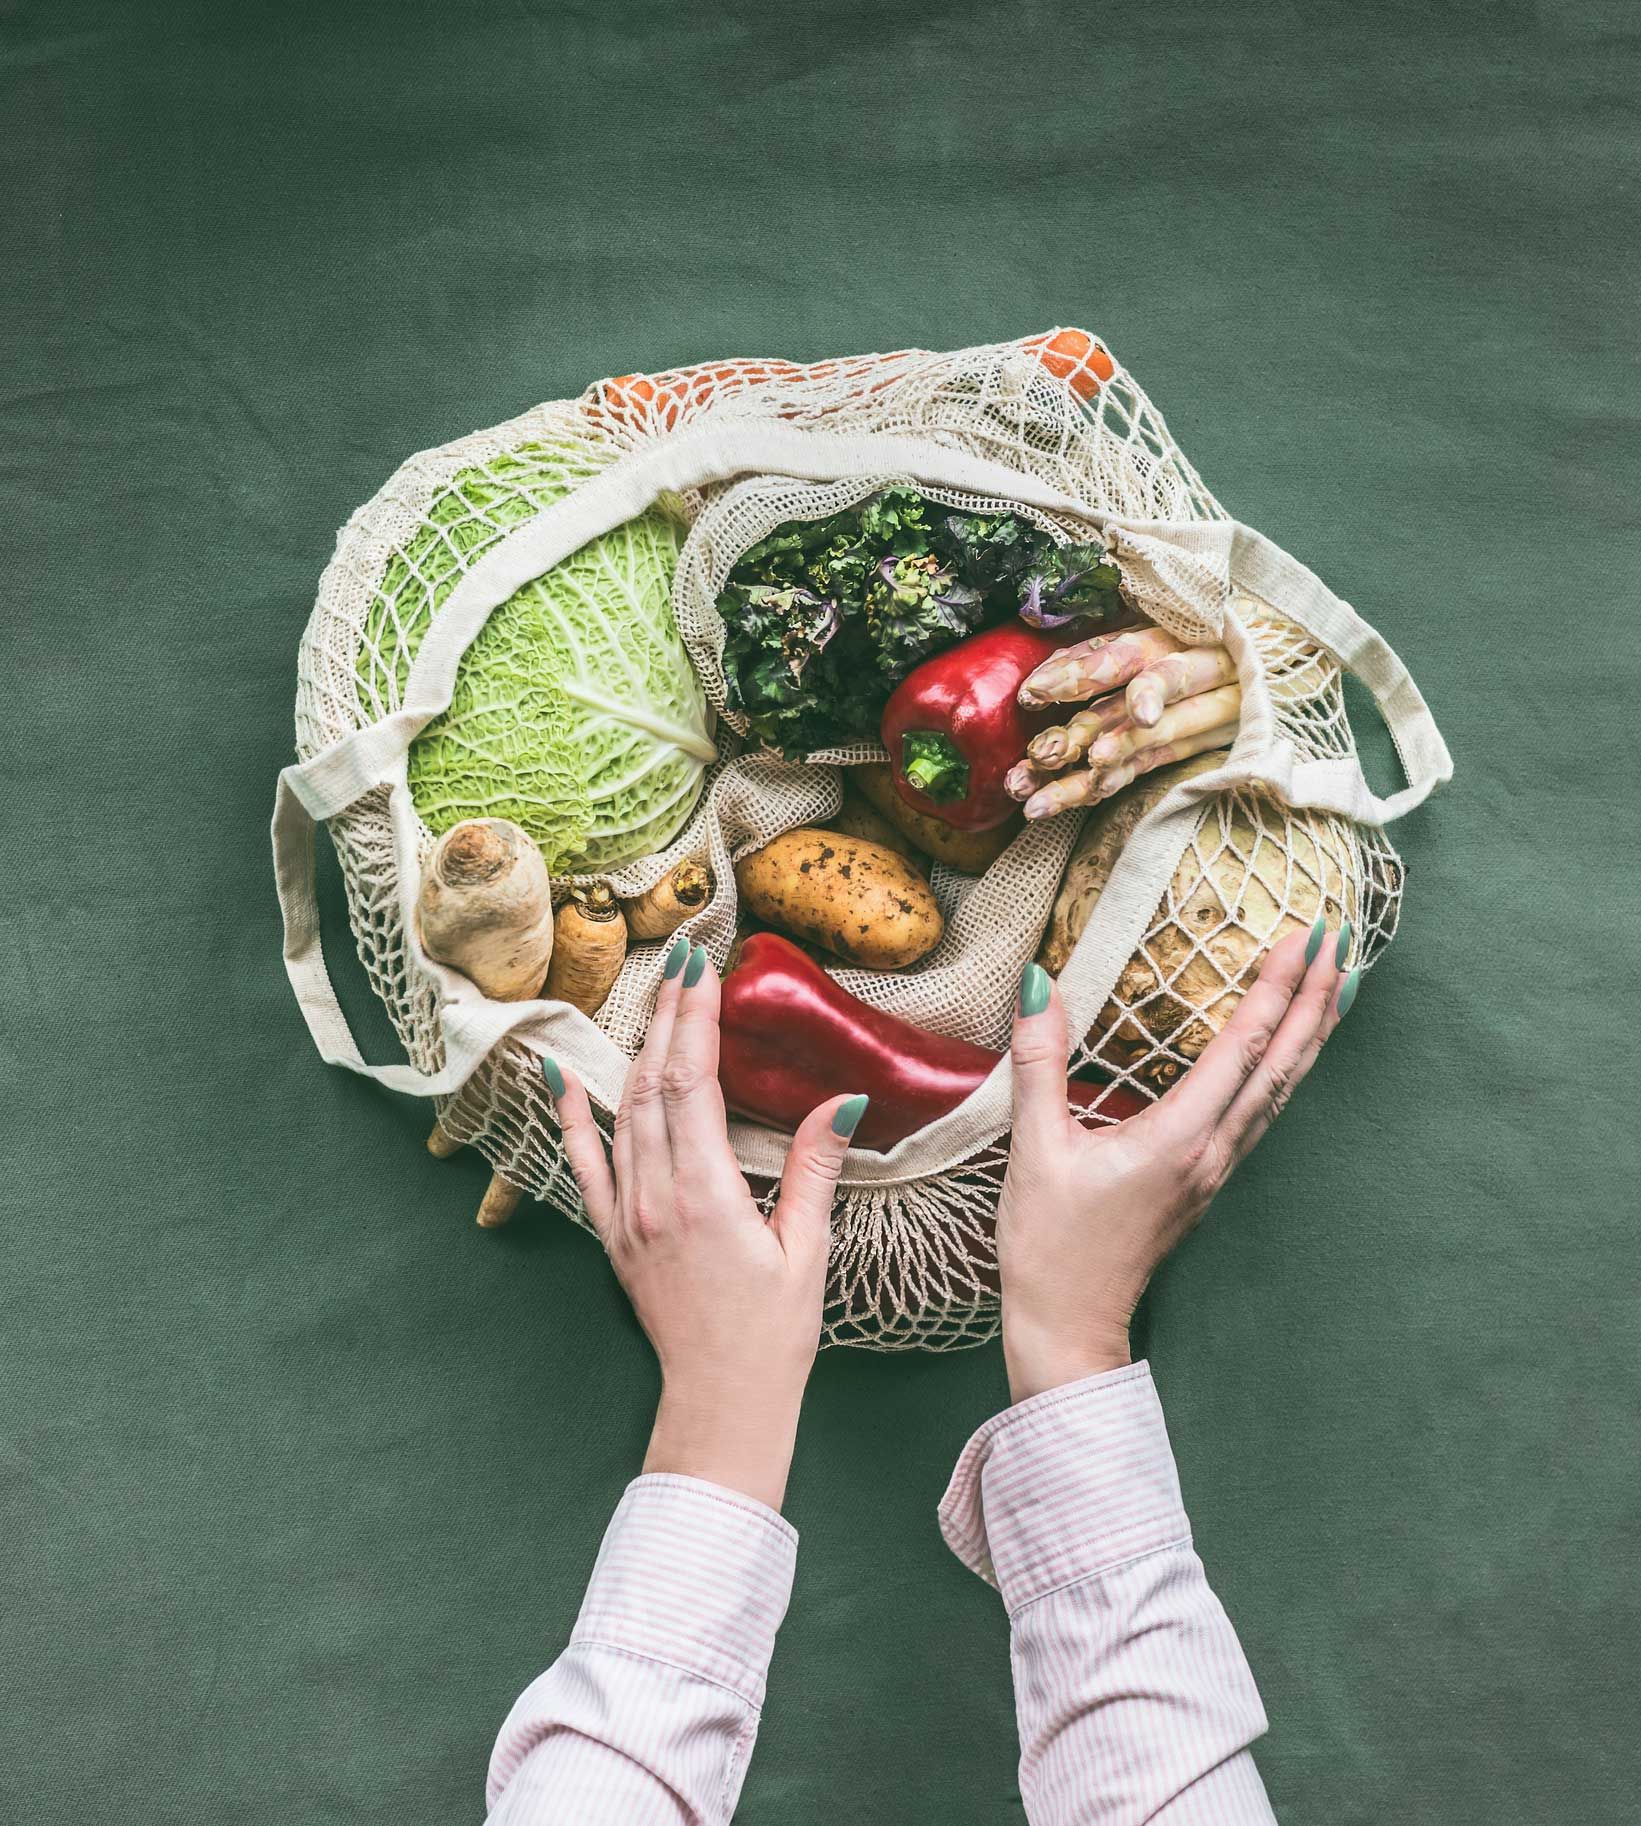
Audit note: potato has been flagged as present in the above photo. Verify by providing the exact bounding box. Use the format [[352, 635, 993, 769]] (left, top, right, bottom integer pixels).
[[827, 783, 929, 869], [735, 827, 944, 970], [851, 763, 1019, 874], [1038, 754, 1357, 1087]]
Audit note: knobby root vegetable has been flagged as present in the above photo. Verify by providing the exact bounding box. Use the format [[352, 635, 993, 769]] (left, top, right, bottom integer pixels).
[[545, 885, 630, 1016], [852, 762, 1018, 873], [734, 828, 944, 970], [1038, 754, 1356, 1086], [416, 818, 554, 1001], [621, 859, 713, 941], [1017, 626, 1186, 708], [1022, 686, 1242, 820], [828, 783, 930, 869]]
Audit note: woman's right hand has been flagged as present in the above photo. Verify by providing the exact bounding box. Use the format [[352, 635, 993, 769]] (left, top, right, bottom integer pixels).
[[995, 921, 1358, 1402]]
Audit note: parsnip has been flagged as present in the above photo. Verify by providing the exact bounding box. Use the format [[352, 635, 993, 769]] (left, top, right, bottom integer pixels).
[[545, 885, 629, 1015], [414, 819, 553, 1227], [417, 819, 554, 1000], [622, 859, 713, 941]]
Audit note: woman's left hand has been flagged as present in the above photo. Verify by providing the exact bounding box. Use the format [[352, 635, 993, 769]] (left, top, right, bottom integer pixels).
[[544, 940, 866, 1511]]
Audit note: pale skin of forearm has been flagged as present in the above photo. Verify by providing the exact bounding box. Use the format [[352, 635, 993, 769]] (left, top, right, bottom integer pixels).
[[547, 916, 1357, 1499]]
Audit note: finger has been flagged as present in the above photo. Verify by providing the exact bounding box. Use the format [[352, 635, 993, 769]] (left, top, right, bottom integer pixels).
[[1080, 720, 1239, 806], [1011, 963, 1074, 1147], [1125, 645, 1238, 729], [1223, 920, 1353, 1163], [661, 945, 734, 1166], [1152, 925, 1316, 1135], [541, 1055, 616, 1240], [1017, 627, 1185, 707], [771, 1092, 866, 1260], [614, 934, 690, 1196]]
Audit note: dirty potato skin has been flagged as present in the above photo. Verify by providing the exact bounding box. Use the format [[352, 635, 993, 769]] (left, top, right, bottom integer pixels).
[[734, 827, 944, 970]]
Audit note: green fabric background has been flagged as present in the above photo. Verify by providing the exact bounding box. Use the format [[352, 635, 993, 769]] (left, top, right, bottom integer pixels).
[[4, 2, 1636, 1820]]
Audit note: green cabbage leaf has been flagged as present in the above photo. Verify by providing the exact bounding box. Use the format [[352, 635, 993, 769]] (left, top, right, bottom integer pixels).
[[357, 442, 715, 874]]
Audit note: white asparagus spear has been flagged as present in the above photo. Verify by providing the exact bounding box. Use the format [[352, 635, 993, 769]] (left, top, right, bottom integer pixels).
[[1125, 645, 1239, 727], [1018, 626, 1186, 708], [1023, 686, 1241, 820]]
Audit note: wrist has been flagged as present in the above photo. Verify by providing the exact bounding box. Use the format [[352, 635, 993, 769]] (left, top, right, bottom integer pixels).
[[1001, 1316, 1132, 1405], [644, 1378, 805, 1513]]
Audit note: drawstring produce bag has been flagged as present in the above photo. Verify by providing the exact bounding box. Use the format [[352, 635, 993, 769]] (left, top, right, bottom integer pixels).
[[274, 331, 1451, 1351]]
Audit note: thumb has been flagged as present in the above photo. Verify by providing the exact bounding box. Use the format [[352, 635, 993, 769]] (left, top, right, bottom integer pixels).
[[1012, 963, 1073, 1143], [771, 1093, 867, 1258]]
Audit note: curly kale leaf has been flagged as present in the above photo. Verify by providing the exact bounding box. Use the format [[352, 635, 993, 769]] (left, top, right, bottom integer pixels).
[[929, 509, 1039, 603], [864, 552, 986, 679], [1018, 543, 1126, 628]]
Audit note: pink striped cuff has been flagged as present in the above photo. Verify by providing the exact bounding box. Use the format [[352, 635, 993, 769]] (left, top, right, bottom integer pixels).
[[939, 1362, 1191, 1613], [571, 1474, 798, 1708]]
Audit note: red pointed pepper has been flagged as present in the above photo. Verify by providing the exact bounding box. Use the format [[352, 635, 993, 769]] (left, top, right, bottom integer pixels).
[[880, 622, 1089, 831], [719, 933, 1145, 1151]]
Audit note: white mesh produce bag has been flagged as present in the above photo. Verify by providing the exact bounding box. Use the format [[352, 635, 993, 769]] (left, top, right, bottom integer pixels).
[[274, 331, 1451, 1351]]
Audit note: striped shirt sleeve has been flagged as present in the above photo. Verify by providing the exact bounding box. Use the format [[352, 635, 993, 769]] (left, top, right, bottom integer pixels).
[[939, 1362, 1278, 1825], [486, 1473, 797, 1824]]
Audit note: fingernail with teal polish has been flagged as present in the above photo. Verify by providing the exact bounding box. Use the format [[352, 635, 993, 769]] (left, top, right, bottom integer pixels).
[[1304, 915, 1326, 966], [1018, 962, 1051, 1017], [1337, 966, 1361, 1018], [832, 1094, 869, 1139], [1334, 920, 1353, 969], [541, 1055, 566, 1098], [663, 934, 689, 979], [682, 943, 710, 988]]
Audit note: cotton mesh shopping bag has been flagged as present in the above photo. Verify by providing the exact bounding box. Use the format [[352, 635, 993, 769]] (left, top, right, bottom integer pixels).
[[274, 330, 1451, 1350]]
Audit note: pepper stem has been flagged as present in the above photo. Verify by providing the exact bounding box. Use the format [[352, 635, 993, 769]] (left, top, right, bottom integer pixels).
[[899, 730, 970, 804]]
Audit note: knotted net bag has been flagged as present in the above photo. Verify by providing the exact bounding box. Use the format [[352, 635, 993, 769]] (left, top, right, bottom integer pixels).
[[275, 331, 1450, 1350]]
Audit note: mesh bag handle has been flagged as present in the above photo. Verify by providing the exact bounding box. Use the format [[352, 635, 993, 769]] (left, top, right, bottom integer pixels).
[[272, 415, 1449, 1117]]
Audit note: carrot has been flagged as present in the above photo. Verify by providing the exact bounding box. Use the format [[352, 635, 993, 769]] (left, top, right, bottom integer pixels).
[[594, 330, 1115, 435], [545, 884, 629, 1015], [1024, 329, 1116, 402]]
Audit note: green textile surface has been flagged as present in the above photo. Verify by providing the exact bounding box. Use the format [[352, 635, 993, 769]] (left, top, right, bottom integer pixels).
[[3, 2, 1636, 1821]]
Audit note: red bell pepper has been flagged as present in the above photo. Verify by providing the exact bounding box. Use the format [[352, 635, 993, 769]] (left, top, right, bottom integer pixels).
[[880, 622, 1089, 831], [718, 932, 1145, 1151]]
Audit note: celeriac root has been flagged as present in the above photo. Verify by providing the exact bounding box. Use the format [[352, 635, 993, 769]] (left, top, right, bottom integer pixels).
[[622, 859, 713, 941]]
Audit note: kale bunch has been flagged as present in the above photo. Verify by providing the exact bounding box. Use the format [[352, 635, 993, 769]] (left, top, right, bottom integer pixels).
[[718, 488, 1124, 756]]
